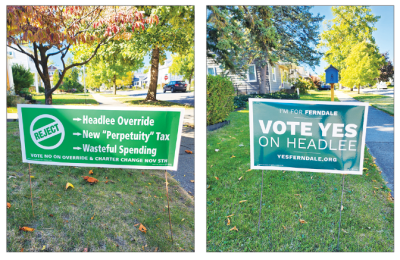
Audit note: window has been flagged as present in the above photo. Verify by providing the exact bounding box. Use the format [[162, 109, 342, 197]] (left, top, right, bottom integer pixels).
[[247, 64, 256, 82], [207, 67, 217, 76], [272, 67, 276, 82]]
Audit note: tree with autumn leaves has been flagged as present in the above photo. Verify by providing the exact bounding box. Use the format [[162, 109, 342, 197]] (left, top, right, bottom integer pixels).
[[6, 6, 158, 104]]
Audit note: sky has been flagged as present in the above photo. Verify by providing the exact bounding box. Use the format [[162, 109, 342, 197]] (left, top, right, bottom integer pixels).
[[305, 5, 394, 76]]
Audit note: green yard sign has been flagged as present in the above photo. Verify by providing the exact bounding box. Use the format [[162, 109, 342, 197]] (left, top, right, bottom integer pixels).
[[17, 105, 184, 170], [249, 99, 369, 174]]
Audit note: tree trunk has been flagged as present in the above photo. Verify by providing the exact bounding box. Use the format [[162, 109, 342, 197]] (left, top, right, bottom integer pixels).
[[113, 75, 117, 95], [45, 86, 53, 105], [188, 68, 194, 91], [259, 55, 269, 94], [358, 84, 360, 94], [260, 65, 267, 94], [146, 47, 160, 101]]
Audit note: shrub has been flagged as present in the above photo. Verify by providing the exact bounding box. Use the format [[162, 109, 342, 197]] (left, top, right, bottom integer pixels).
[[19, 88, 31, 96], [39, 86, 45, 93], [11, 64, 34, 95], [207, 75, 234, 125], [293, 77, 315, 94], [234, 92, 299, 108]]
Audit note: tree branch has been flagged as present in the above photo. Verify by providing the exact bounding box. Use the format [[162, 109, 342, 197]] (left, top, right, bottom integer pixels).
[[46, 44, 71, 58]]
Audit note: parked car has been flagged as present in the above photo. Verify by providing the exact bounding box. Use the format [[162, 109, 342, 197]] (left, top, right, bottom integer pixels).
[[319, 84, 331, 90], [163, 81, 187, 93]]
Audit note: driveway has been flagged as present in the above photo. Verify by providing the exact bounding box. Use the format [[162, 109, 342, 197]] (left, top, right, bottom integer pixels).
[[103, 89, 195, 107]]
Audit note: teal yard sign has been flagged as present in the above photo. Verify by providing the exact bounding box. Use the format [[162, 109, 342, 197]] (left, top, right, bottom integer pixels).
[[249, 99, 369, 174], [17, 105, 184, 170]]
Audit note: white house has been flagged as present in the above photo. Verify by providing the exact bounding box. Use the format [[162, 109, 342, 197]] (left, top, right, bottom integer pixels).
[[135, 59, 188, 88], [7, 44, 40, 93]]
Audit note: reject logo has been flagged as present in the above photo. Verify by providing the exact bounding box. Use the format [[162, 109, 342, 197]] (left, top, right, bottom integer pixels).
[[30, 114, 65, 150]]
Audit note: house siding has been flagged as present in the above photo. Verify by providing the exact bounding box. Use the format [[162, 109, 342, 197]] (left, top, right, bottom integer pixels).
[[207, 57, 296, 95]]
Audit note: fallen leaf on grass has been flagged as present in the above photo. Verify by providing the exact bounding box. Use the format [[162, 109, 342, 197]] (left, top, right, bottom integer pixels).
[[139, 223, 147, 233], [130, 202, 134, 206], [7, 202, 11, 209], [283, 225, 286, 230], [239, 200, 247, 203], [20, 248, 24, 252], [299, 219, 307, 224], [341, 229, 348, 233], [30, 176, 35, 178], [341, 205, 344, 211], [246, 169, 251, 172], [190, 180, 194, 183], [294, 194, 301, 196], [373, 187, 380, 190], [91, 214, 95, 220], [229, 226, 238, 231], [214, 176, 219, 180], [372, 180, 377, 182], [82, 176, 98, 183], [230, 155, 236, 158], [299, 203, 302, 209], [363, 168, 368, 171], [181, 218, 185, 221], [49, 214, 53, 217], [226, 214, 234, 218], [238, 176, 243, 181], [89, 170, 93, 175], [105, 181, 109, 184], [41, 245, 46, 250], [65, 182, 74, 190], [19, 226, 35, 232], [134, 224, 139, 227], [227, 218, 231, 225], [185, 150, 193, 154]]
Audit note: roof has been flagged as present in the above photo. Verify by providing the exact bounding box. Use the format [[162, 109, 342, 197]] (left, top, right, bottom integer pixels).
[[325, 65, 339, 72]]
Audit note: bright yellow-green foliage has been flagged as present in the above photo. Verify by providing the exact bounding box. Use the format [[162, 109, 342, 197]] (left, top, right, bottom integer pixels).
[[319, 6, 379, 71], [169, 50, 194, 84], [341, 41, 384, 88], [52, 69, 60, 86]]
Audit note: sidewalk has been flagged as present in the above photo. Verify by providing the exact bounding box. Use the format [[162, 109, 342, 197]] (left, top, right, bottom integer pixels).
[[90, 93, 195, 195], [335, 90, 394, 196]]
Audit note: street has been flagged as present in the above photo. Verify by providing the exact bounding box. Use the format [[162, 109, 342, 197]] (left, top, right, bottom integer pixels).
[[103, 88, 195, 107]]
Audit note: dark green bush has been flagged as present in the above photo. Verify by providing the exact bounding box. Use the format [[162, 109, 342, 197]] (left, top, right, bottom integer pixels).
[[207, 75, 234, 125], [39, 86, 45, 93], [11, 64, 34, 95], [234, 92, 299, 107]]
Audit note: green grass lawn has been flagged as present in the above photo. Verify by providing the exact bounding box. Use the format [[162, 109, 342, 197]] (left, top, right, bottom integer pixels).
[[7, 107, 18, 113], [300, 90, 340, 102], [7, 122, 194, 252], [118, 98, 194, 108], [32, 94, 98, 105], [206, 94, 393, 252], [340, 91, 393, 116]]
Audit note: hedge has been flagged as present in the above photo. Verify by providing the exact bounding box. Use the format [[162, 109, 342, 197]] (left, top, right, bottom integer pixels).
[[233, 92, 299, 108], [207, 75, 234, 125]]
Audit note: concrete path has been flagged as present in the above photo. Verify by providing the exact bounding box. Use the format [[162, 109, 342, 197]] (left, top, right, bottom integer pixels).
[[90, 92, 195, 195], [335, 91, 394, 196]]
